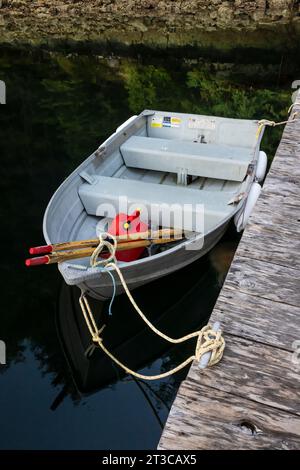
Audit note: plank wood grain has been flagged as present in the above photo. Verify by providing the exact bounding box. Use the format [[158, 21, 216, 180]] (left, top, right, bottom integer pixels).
[[188, 335, 300, 415], [238, 223, 300, 270], [158, 382, 300, 450], [247, 193, 300, 233], [213, 288, 300, 350], [225, 255, 300, 308], [262, 174, 300, 201]]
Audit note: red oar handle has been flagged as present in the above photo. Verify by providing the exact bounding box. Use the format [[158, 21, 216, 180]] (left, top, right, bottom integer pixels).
[[29, 245, 53, 255], [25, 256, 50, 267]]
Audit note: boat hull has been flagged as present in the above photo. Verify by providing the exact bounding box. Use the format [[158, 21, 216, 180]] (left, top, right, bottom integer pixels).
[[59, 220, 229, 300]]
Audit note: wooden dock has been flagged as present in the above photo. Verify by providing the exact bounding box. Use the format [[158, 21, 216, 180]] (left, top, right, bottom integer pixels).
[[159, 93, 300, 450]]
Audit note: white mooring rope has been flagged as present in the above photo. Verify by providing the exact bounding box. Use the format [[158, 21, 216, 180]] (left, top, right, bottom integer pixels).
[[78, 233, 225, 380]]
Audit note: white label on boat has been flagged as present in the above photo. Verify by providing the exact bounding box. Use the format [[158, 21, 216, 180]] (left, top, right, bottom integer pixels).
[[151, 116, 163, 128], [188, 117, 216, 130]]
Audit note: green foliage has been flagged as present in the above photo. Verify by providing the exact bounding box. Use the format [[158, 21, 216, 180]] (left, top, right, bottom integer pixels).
[[122, 63, 175, 113], [186, 69, 291, 157]]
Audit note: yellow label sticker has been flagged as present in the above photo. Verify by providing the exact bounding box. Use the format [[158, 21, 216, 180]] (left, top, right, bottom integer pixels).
[[171, 117, 181, 126], [151, 116, 163, 128]]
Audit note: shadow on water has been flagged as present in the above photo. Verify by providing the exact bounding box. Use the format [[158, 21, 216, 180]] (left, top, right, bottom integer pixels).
[[0, 44, 297, 449]]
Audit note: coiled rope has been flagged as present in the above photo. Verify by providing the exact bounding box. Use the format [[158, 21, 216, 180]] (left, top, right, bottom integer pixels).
[[78, 233, 225, 380]]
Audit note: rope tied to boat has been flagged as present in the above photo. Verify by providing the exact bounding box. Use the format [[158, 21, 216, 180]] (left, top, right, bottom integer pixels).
[[89, 232, 117, 267], [78, 233, 225, 380], [256, 110, 299, 139]]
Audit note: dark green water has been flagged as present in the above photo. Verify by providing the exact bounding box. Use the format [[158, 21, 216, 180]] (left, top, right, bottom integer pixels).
[[0, 45, 297, 449]]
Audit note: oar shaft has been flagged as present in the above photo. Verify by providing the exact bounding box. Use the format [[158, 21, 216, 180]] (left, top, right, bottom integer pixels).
[[26, 237, 180, 266], [48, 238, 176, 263], [29, 229, 183, 254]]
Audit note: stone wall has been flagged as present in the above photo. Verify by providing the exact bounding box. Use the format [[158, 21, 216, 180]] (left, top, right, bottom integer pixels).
[[0, 1, 299, 48]]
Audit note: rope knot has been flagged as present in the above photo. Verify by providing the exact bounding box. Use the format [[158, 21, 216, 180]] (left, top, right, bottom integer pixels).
[[256, 111, 300, 139], [91, 325, 106, 343], [90, 232, 117, 267], [195, 325, 225, 367], [92, 333, 101, 343]]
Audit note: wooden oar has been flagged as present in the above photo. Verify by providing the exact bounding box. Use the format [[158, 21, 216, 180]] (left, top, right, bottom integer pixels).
[[29, 228, 183, 255], [25, 237, 181, 266]]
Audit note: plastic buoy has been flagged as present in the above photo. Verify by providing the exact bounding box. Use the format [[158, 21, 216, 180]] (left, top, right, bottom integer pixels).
[[234, 182, 262, 232], [255, 151, 267, 182]]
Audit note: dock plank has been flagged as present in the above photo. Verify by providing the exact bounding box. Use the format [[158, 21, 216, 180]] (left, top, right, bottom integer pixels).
[[213, 289, 300, 350], [248, 193, 300, 233], [262, 174, 300, 200], [238, 222, 300, 270], [159, 383, 300, 450], [188, 335, 300, 415], [225, 255, 300, 308]]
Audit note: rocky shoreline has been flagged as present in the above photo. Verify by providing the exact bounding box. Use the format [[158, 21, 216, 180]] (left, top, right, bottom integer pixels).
[[0, 1, 299, 50]]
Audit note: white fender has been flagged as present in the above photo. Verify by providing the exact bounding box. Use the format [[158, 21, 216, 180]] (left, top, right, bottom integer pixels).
[[255, 151, 267, 182], [234, 182, 262, 232], [116, 115, 138, 133]]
